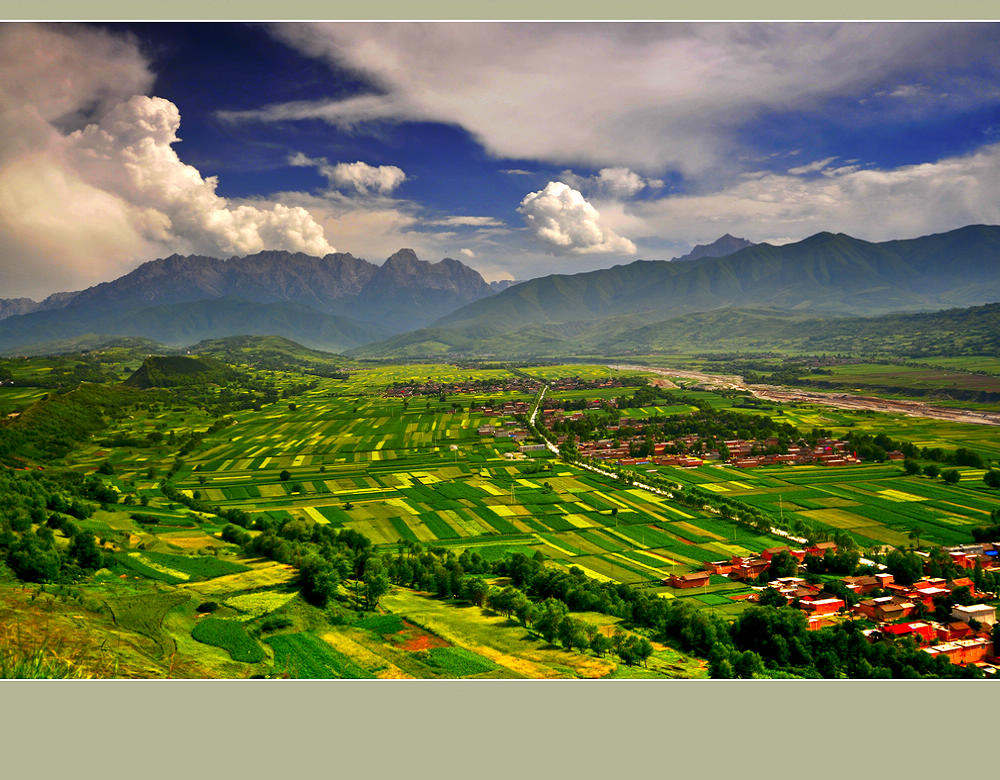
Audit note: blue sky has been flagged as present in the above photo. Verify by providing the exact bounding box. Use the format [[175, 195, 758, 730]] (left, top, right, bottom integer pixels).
[[4, 21, 1000, 297]]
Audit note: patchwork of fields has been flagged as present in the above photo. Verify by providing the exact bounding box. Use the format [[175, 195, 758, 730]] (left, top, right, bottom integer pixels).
[[135, 368, 786, 616], [655, 462, 997, 550], [8, 359, 997, 678], [95, 363, 998, 624]]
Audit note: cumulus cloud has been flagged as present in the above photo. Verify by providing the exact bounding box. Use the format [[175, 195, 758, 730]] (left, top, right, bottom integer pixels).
[[607, 141, 1000, 247], [227, 22, 1000, 176], [0, 24, 335, 298], [561, 167, 664, 198], [331, 161, 406, 194], [459, 248, 475, 257], [289, 153, 406, 194], [518, 182, 636, 255]]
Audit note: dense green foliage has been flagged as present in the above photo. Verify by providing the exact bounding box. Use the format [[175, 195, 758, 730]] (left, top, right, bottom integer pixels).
[[0, 470, 113, 582], [0, 383, 141, 463], [124, 355, 241, 388], [188, 335, 352, 378]]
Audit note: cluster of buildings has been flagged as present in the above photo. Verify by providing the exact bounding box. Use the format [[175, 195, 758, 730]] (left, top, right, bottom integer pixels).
[[550, 427, 863, 470], [385, 376, 633, 398], [939, 542, 1000, 570], [666, 539, 999, 669], [727, 439, 860, 468]]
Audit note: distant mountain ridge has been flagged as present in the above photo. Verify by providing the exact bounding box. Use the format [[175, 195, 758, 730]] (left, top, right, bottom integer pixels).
[[0, 248, 504, 352], [349, 301, 1000, 359], [434, 224, 1000, 332], [672, 234, 754, 262], [7, 224, 1000, 357]]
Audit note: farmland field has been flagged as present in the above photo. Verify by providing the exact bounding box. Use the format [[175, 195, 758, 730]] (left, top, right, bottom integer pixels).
[[2, 357, 998, 679]]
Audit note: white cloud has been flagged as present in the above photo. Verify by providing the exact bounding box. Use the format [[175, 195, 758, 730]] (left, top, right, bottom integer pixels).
[[227, 22, 1000, 177], [290, 153, 406, 194], [0, 24, 335, 298], [500, 168, 533, 176], [459, 248, 475, 257], [518, 181, 636, 255], [787, 157, 838, 175], [428, 216, 504, 227], [608, 141, 1000, 247], [561, 167, 664, 198], [329, 161, 406, 194]]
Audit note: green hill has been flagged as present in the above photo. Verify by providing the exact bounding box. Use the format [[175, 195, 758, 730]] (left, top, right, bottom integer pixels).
[[602, 303, 1000, 356], [435, 225, 1000, 332], [187, 335, 354, 375], [124, 355, 241, 388], [0, 297, 386, 354], [1, 335, 166, 358], [351, 302, 1000, 360], [0, 382, 141, 464]]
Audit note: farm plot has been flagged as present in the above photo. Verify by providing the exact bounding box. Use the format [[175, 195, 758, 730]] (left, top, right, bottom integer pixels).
[[654, 461, 994, 548]]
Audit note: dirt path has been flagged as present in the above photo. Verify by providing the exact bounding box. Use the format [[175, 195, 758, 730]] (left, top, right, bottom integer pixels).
[[611, 363, 1000, 426]]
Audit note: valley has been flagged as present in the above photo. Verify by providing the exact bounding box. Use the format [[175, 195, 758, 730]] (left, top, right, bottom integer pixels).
[[612, 363, 1000, 426], [1, 339, 998, 679]]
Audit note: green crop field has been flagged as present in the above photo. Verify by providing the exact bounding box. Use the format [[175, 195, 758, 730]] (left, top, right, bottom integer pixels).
[[652, 460, 997, 549], [191, 617, 267, 663], [3, 354, 997, 679]]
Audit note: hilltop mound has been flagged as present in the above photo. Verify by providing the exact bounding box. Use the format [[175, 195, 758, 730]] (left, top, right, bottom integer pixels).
[[188, 335, 352, 375], [125, 355, 240, 388]]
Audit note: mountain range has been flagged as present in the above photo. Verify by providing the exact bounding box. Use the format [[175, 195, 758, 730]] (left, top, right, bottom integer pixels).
[[0, 249, 512, 353], [3, 224, 1000, 357]]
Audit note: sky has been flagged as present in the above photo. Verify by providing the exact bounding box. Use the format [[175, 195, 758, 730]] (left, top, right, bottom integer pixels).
[[4, 21, 1000, 298]]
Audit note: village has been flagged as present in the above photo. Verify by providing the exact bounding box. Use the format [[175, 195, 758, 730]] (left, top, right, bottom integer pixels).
[[667, 539, 1000, 671], [468, 386, 1000, 674], [384, 375, 639, 398]]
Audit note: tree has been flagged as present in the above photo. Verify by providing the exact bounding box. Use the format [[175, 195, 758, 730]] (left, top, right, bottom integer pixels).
[[923, 464, 940, 479], [903, 459, 921, 476], [557, 616, 586, 650], [533, 598, 569, 644], [943, 469, 961, 485], [768, 550, 799, 578], [363, 561, 391, 609], [885, 549, 924, 586], [590, 633, 613, 657], [279, 470, 291, 481], [298, 555, 339, 607], [68, 531, 103, 570], [758, 587, 787, 608], [734, 650, 765, 679], [709, 649, 735, 679], [984, 470, 1000, 489], [462, 576, 490, 607]]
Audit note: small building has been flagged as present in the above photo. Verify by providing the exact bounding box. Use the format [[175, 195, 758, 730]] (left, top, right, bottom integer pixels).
[[798, 596, 845, 616], [951, 604, 997, 627], [707, 560, 734, 576], [882, 622, 937, 645], [667, 571, 711, 589], [923, 638, 993, 666]]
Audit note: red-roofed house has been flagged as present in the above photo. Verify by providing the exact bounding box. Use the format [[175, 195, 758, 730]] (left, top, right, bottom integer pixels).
[[882, 622, 937, 645]]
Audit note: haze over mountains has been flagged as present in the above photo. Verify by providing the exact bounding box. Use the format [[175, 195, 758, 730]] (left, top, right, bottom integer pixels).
[[2, 224, 1000, 356]]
